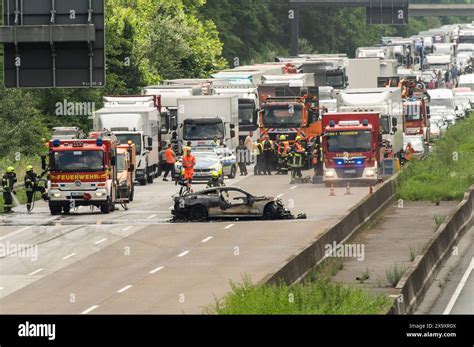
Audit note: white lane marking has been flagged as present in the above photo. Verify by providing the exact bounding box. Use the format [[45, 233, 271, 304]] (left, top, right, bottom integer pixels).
[[201, 236, 213, 243], [149, 266, 164, 274], [276, 194, 284, 198], [62, 253, 76, 260], [443, 258, 474, 314], [94, 238, 107, 245], [28, 268, 43, 276], [81, 305, 99, 314], [178, 251, 190, 257], [225, 224, 235, 230], [122, 226, 133, 232], [291, 186, 298, 190], [117, 285, 133, 294], [0, 226, 32, 241], [147, 214, 157, 220]]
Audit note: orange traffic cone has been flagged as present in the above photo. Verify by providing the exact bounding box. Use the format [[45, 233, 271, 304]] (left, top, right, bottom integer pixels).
[[345, 183, 352, 196], [329, 184, 336, 197]]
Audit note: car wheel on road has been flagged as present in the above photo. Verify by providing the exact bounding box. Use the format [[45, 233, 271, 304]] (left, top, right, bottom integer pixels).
[[228, 165, 237, 179], [188, 205, 208, 222], [62, 203, 71, 215], [263, 203, 279, 220]]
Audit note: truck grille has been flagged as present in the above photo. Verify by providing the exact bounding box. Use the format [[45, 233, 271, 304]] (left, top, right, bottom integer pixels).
[[335, 168, 365, 179]]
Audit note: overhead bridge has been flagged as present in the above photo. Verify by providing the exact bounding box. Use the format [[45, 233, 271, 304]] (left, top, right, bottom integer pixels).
[[289, 0, 474, 55]]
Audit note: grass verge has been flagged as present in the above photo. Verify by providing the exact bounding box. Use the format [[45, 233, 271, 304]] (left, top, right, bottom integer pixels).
[[397, 115, 474, 202], [210, 276, 392, 314]]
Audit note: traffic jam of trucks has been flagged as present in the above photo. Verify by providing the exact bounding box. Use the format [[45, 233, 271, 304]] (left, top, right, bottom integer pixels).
[[12, 22, 473, 218]]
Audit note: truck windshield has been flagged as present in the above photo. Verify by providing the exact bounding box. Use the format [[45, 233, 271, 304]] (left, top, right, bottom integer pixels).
[[115, 134, 142, 155], [116, 154, 127, 171], [239, 106, 255, 126], [404, 105, 422, 121], [183, 120, 225, 141], [430, 98, 455, 109], [263, 105, 302, 127], [53, 150, 104, 172], [327, 131, 372, 153], [327, 74, 344, 88]]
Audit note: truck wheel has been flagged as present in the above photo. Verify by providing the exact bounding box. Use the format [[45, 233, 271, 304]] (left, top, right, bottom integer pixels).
[[228, 165, 237, 179], [139, 178, 147, 186], [62, 203, 71, 215], [49, 203, 62, 216], [147, 171, 154, 184], [101, 199, 111, 214]]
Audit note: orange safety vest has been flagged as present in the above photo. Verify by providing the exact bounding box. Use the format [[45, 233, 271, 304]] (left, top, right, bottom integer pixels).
[[405, 146, 414, 161], [165, 148, 176, 164], [182, 155, 196, 170], [277, 142, 290, 157], [294, 142, 304, 153]]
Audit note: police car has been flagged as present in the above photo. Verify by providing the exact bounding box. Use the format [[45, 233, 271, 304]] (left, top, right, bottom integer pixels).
[[175, 147, 237, 181]]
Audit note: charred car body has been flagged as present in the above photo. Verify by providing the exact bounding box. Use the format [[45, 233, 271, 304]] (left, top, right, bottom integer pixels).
[[172, 187, 304, 222]]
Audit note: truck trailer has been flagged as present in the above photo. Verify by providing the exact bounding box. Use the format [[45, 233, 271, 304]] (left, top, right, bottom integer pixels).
[[93, 96, 160, 186]]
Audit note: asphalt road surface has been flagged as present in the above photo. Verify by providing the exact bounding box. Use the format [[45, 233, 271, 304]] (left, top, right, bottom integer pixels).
[[0, 171, 369, 313]]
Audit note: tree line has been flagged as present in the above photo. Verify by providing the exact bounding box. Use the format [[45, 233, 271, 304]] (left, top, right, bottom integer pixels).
[[0, 0, 471, 159]]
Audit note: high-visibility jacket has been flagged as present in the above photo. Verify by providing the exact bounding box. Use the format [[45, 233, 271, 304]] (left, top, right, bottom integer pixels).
[[2, 173, 16, 193], [405, 146, 415, 161], [256, 143, 264, 156], [24, 171, 38, 192], [277, 142, 290, 158], [182, 155, 196, 170], [165, 148, 176, 164], [294, 142, 305, 154], [288, 152, 304, 168]]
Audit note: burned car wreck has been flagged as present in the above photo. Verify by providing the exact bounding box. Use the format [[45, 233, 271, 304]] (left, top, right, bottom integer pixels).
[[172, 187, 306, 222]]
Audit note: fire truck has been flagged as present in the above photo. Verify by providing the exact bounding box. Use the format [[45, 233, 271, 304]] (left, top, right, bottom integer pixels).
[[44, 133, 120, 215], [322, 112, 382, 186], [403, 97, 430, 143], [258, 87, 321, 142]]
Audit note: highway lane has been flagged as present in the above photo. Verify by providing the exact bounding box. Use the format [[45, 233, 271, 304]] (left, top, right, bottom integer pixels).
[[0, 172, 369, 313]]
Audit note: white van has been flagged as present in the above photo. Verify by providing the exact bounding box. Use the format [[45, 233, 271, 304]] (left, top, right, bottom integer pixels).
[[459, 74, 474, 91]]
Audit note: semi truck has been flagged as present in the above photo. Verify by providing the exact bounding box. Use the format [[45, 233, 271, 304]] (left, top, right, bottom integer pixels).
[[336, 88, 404, 158], [322, 113, 382, 186], [301, 61, 348, 89], [44, 134, 119, 215], [93, 96, 160, 186], [176, 95, 239, 151], [259, 90, 321, 143], [212, 84, 259, 142]]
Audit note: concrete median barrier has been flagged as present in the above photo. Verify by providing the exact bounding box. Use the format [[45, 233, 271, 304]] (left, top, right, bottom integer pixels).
[[261, 175, 399, 286], [390, 186, 474, 314]]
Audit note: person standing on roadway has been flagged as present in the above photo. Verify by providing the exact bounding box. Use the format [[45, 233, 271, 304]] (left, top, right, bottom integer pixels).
[[244, 131, 255, 165], [262, 135, 273, 175], [182, 148, 196, 188], [254, 138, 264, 176], [2, 167, 17, 213], [24, 165, 48, 212], [288, 136, 306, 184], [163, 143, 177, 182], [276, 135, 290, 175], [236, 140, 249, 176]]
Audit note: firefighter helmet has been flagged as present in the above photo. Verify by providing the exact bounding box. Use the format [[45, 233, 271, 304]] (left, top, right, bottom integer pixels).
[[279, 135, 286, 141], [6, 167, 15, 173], [211, 171, 219, 178], [26, 165, 34, 172], [295, 136, 302, 141]]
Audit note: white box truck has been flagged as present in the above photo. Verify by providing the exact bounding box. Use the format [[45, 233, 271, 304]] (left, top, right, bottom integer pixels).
[[93, 96, 160, 186], [346, 59, 380, 89], [176, 96, 239, 151], [336, 88, 404, 157], [212, 84, 259, 142]]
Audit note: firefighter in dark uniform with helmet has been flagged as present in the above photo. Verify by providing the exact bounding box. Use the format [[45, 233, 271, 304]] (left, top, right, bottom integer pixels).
[[2, 167, 17, 213], [24, 165, 48, 212]]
